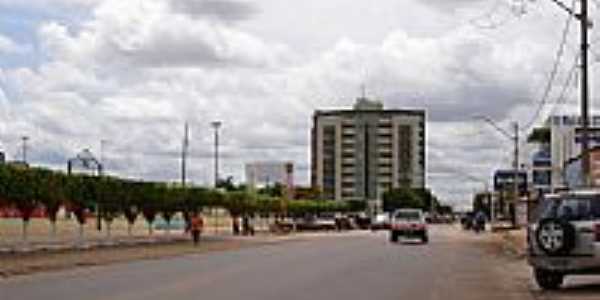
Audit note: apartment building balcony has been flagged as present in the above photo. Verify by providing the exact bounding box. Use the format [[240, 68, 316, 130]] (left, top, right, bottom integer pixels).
[[378, 118, 392, 125], [378, 167, 392, 174], [378, 158, 393, 165], [342, 176, 355, 183], [342, 147, 355, 154], [378, 177, 392, 183], [342, 187, 355, 194], [377, 137, 392, 145], [342, 158, 355, 164], [377, 127, 392, 135], [342, 139, 355, 146]]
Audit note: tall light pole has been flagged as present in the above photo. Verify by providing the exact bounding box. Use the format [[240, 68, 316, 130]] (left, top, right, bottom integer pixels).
[[21, 136, 29, 164], [181, 122, 189, 188], [211, 121, 222, 188], [211, 121, 222, 235]]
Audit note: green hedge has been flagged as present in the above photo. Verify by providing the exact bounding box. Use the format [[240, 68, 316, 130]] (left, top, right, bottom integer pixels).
[[0, 165, 359, 223]]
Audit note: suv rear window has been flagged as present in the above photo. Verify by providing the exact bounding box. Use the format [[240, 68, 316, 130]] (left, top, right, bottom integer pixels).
[[540, 195, 600, 221]]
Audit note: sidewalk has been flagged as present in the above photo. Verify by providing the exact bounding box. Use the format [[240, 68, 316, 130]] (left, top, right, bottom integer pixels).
[[0, 232, 192, 254], [491, 227, 527, 258], [0, 232, 308, 278]]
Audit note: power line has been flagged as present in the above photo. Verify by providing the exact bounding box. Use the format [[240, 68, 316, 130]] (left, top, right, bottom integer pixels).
[[522, 0, 575, 131], [547, 56, 580, 117]]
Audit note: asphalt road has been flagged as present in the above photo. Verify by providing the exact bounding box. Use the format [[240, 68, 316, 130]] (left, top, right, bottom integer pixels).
[[3, 226, 600, 300]]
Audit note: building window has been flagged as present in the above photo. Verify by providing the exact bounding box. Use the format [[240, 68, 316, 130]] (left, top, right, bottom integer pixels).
[[323, 125, 337, 199], [398, 125, 412, 173]]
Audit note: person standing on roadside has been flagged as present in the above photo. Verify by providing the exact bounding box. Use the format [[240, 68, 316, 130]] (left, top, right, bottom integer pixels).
[[190, 213, 204, 246]]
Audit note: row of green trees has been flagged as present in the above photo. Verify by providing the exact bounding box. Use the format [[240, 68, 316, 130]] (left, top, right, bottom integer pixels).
[[0, 165, 359, 242]]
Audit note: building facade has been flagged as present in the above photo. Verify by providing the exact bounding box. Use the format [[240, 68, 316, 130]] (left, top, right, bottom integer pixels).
[[545, 115, 600, 189], [245, 161, 294, 188], [311, 98, 425, 202]]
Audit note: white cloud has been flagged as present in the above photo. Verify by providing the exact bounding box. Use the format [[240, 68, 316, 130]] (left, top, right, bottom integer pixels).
[[0, 35, 28, 54], [37, 0, 292, 70], [1, 0, 596, 208]]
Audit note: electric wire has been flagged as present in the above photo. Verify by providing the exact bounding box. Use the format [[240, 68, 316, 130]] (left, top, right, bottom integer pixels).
[[522, 0, 575, 131]]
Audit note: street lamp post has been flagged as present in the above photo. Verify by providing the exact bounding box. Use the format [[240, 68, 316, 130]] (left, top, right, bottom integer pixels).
[[211, 121, 222, 235], [211, 121, 222, 188], [181, 123, 189, 188], [21, 136, 29, 164]]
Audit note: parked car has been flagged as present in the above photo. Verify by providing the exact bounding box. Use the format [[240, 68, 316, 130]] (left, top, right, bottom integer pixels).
[[389, 209, 428, 243], [296, 216, 337, 231], [348, 213, 370, 229], [527, 189, 600, 290], [370, 213, 390, 231]]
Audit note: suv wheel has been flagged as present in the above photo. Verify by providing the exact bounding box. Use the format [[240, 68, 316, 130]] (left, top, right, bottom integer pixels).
[[535, 218, 576, 256], [534, 268, 564, 290]]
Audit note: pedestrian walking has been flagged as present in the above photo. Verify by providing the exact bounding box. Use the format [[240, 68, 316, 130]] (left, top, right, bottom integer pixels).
[[190, 213, 204, 246]]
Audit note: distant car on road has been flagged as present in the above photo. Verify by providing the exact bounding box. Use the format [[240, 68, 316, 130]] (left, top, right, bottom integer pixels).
[[370, 213, 390, 231], [460, 212, 474, 230], [390, 209, 428, 243], [296, 216, 337, 231], [528, 189, 600, 290]]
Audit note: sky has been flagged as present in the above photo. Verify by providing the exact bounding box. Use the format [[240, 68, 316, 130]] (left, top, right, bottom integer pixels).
[[0, 0, 599, 210]]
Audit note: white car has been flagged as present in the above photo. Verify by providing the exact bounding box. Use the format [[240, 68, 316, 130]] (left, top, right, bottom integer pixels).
[[370, 213, 390, 230], [390, 209, 428, 243]]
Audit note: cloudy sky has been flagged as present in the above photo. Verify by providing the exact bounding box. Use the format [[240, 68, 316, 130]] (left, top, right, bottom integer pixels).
[[0, 0, 599, 209]]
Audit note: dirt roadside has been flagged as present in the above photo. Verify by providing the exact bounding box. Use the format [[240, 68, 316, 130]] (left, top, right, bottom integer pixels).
[[0, 234, 307, 278]]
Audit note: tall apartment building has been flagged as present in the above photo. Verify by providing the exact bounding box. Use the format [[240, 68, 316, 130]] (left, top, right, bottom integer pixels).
[[310, 98, 425, 202]]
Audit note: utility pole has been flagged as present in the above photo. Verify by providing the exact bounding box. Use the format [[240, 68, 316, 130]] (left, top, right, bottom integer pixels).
[[548, 0, 591, 184], [513, 122, 519, 227], [580, 0, 591, 185], [211, 121, 222, 188], [21, 136, 29, 164], [181, 122, 189, 188], [211, 121, 222, 235]]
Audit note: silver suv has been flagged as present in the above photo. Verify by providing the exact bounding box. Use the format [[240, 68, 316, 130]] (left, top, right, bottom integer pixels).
[[527, 189, 600, 290]]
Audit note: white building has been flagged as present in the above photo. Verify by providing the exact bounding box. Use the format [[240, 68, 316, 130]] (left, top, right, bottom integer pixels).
[[245, 161, 294, 189], [545, 115, 600, 189], [311, 98, 425, 201]]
